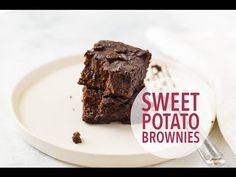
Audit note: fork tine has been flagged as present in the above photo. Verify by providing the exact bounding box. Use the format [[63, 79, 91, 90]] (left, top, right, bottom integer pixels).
[[150, 65, 160, 79], [162, 65, 176, 88], [149, 65, 163, 91]]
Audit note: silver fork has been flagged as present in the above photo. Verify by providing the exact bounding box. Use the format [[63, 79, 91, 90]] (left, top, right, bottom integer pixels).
[[148, 64, 225, 166]]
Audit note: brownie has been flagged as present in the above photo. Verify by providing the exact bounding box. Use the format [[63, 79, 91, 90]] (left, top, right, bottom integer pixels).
[[78, 40, 151, 124]]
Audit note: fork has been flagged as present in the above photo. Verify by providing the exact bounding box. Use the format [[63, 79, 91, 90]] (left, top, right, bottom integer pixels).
[[147, 64, 225, 166]]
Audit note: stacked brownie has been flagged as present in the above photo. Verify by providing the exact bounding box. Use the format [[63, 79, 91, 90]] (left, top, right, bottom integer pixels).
[[78, 40, 151, 124]]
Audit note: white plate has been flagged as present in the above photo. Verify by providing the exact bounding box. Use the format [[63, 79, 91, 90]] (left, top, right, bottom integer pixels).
[[10, 55, 216, 167]]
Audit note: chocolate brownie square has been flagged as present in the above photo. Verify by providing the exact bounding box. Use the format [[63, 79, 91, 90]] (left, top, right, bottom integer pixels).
[[78, 40, 151, 124]]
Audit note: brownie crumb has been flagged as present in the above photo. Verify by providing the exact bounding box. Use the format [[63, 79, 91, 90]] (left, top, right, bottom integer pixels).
[[72, 131, 82, 144], [151, 64, 162, 72]]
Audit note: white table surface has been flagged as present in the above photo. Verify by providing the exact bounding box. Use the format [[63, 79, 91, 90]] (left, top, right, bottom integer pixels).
[[0, 10, 236, 167]]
